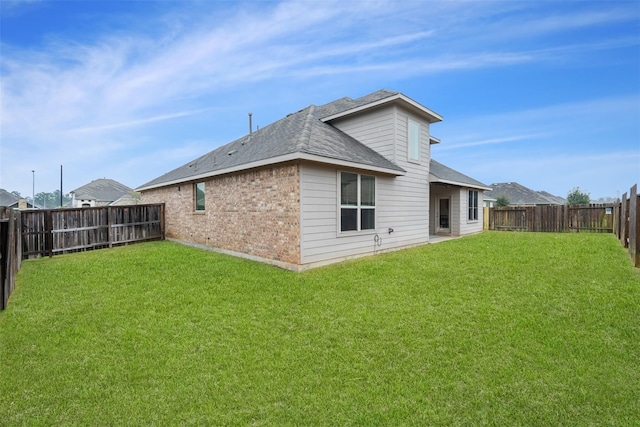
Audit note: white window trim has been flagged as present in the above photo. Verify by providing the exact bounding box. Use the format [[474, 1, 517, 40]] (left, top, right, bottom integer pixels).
[[408, 119, 421, 163], [337, 171, 377, 236], [468, 189, 479, 223]]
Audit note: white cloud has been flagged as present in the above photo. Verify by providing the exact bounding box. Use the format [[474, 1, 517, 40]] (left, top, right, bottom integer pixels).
[[69, 109, 209, 134], [437, 133, 551, 150]]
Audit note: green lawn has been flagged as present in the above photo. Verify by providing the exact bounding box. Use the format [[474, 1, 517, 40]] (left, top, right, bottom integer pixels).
[[1, 232, 638, 426]]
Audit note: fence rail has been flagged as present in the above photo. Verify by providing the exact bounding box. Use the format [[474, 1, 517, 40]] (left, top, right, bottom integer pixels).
[[21, 204, 165, 259]]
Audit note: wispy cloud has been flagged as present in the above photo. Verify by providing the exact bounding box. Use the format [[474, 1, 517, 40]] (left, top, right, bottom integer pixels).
[[70, 109, 209, 133], [438, 133, 550, 150]]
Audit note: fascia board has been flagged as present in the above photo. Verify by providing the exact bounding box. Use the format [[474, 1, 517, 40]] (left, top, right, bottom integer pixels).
[[321, 94, 443, 123], [430, 176, 492, 191]]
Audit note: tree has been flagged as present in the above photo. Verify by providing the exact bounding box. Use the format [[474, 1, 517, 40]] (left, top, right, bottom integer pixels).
[[34, 190, 72, 208], [496, 195, 510, 207], [566, 187, 590, 205], [52, 189, 72, 207]]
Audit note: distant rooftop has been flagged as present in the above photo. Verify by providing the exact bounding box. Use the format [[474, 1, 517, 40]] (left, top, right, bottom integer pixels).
[[71, 178, 133, 202], [485, 182, 565, 205]]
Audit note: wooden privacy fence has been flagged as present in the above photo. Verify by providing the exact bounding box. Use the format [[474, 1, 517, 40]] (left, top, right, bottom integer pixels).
[[488, 204, 617, 233], [1, 207, 22, 310], [21, 204, 165, 259]]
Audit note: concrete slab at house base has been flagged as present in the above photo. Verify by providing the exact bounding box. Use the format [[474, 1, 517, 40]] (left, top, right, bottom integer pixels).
[[429, 235, 460, 244]]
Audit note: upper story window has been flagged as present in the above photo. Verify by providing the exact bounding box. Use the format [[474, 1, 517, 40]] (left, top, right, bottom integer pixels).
[[408, 120, 420, 162], [468, 190, 478, 221], [194, 182, 206, 211], [340, 172, 375, 232]]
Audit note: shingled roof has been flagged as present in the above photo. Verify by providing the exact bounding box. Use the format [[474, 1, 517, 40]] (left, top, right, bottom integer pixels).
[[138, 90, 427, 191], [71, 179, 133, 203], [485, 182, 565, 205], [429, 159, 491, 190], [0, 188, 20, 207], [0, 188, 39, 209]]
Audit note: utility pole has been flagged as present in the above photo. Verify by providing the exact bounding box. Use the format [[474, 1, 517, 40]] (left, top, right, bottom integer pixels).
[[60, 165, 63, 207], [32, 169, 35, 208]]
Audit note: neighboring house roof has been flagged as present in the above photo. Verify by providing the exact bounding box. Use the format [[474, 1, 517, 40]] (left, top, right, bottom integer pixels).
[[0, 188, 20, 207], [485, 182, 564, 205], [71, 179, 133, 203], [429, 160, 491, 191], [0, 188, 39, 208], [537, 191, 566, 205], [138, 90, 429, 191], [110, 193, 141, 206]]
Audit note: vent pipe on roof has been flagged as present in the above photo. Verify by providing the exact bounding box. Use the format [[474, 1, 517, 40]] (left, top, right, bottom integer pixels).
[[249, 113, 253, 136]]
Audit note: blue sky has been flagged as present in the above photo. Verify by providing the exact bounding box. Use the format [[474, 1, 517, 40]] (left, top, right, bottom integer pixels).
[[1, 0, 638, 200]]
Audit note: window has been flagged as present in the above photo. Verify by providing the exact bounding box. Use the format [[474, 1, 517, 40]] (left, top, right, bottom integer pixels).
[[340, 172, 375, 232], [194, 182, 205, 211], [468, 190, 478, 221], [408, 120, 420, 161]]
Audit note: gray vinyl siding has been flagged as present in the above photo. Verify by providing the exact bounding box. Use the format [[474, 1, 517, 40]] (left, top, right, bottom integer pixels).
[[300, 106, 433, 265], [459, 188, 484, 235], [329, 107, 397, 162], [299, 163, 337, 263], [451, 190, 462, 236]]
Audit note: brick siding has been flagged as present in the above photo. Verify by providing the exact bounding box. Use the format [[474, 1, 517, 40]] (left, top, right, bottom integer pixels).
[[141, 163, 300, 264]]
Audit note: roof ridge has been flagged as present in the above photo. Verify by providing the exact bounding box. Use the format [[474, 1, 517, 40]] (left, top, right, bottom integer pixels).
[[297, 105, 317, 151]]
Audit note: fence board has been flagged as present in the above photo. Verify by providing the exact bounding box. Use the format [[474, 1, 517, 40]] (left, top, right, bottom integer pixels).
[[620, 193, 628, 247]]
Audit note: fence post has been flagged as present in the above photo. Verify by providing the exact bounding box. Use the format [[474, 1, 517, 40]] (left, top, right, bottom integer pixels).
[[620, 192, 628, 248], [2, 208, 17, 310], [16, 212, 22, 271], [45, 210, 53, 257], [483, 206, 489, 230], [1, 211, 10, 309], [107, 206, 113, 249], [629, 184, 638, 267], [0, 220, 5, 310]]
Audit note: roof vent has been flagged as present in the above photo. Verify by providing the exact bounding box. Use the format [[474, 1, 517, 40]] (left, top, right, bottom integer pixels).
[[228, 150, 237, 156]]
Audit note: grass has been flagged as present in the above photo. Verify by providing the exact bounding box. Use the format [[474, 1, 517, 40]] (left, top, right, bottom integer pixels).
[[1, 232, 638, 426]]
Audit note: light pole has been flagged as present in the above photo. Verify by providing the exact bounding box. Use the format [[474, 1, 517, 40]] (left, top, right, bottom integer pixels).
[[32, 170, 35, 208]]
